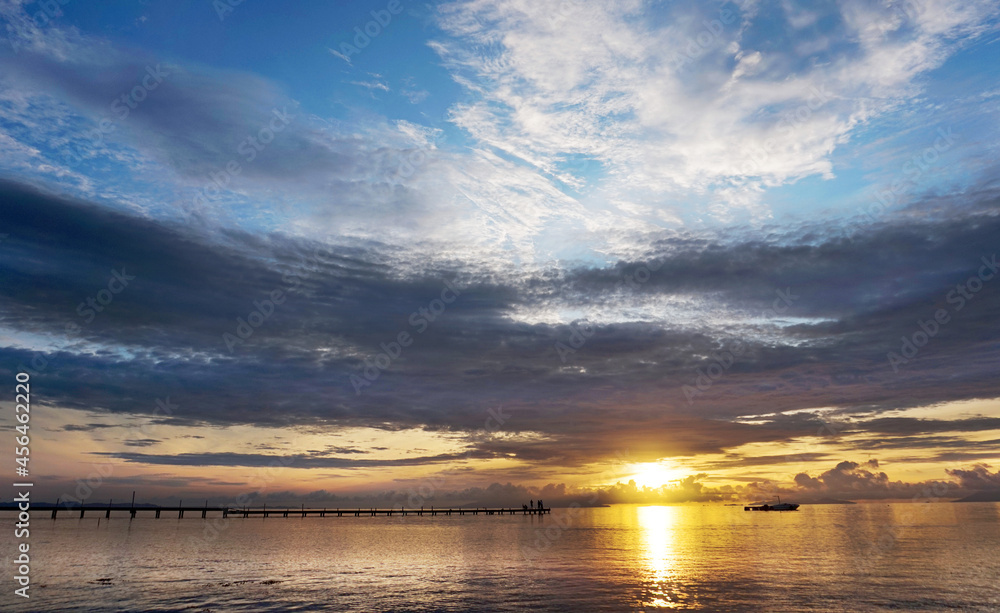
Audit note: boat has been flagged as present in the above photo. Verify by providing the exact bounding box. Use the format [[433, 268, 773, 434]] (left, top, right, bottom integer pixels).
[[744, 496, 799, 511]]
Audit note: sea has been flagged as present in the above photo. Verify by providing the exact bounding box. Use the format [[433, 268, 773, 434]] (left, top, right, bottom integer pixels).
[[1, 502, 997, 611]]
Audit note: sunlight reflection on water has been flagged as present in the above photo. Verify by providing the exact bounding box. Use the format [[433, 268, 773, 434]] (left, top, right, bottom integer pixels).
[[638, 505, 684, 608]]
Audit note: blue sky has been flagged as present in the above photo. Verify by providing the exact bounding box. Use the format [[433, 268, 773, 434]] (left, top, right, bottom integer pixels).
[[4, 0, 998, 250], [2, 0, 1000, 505]]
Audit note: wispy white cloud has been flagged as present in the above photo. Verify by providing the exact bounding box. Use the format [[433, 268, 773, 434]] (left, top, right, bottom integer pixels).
[[349, 79, 390, 92], [327, 46, 352, 64], [432, 0, 999, 219]]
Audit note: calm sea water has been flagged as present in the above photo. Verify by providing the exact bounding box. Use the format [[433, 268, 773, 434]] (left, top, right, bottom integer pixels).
[[2, 502, 998, 611]]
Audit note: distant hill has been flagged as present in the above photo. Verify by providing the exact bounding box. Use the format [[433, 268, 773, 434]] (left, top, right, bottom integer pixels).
[[953, 491, 1000, 502]]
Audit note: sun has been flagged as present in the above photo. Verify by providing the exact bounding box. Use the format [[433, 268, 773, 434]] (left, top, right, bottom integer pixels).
[[628, 461, 687, 488]]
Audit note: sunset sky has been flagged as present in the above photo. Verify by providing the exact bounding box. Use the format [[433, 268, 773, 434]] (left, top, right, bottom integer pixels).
[[1, 0, 1000, 507]]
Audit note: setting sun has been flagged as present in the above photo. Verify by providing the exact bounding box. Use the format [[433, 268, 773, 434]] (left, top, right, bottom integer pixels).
[[628, 461, 688, 489]]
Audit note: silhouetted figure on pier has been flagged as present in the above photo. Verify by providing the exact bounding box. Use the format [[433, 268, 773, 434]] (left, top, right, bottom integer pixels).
[[530, 500, 534, 510], [537, 500, 543, 510]]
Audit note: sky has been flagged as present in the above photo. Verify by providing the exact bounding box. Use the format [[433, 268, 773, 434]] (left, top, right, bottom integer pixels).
[[1, 0, 1000, 508]]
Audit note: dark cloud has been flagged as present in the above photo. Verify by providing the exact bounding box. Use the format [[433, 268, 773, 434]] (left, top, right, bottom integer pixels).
[[843, 436, 1000, 452], [746, 413, 1000, 438], [794, 472, 823, 489], [122, 438, 161, 448], [63, 423, 119, 432], [322, 446, 370, 455], [782, 459, 973, 501], [696, 452, 831, 471], [945, 464, 1000, 490], [850, 417, 1000, 435], [806, 459, 890, 492], [90, 450, 501, 469], [1, 180, 999, 478]]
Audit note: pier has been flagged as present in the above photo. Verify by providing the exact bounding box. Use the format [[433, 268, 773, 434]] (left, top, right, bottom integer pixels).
[[2, 503, 550, 519]]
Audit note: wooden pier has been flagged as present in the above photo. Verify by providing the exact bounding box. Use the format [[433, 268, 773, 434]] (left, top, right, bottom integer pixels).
[[3, 503, 550, 519]]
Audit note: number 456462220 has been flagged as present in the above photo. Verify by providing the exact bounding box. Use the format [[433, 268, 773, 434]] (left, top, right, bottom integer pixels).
[[15, 372, 29, 475]]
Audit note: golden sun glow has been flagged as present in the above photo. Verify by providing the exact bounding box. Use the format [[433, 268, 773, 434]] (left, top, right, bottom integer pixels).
[[628, 461, 688, 488]]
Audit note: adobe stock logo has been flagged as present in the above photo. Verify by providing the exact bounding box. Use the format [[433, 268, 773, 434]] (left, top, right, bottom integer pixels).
[[61, 65, 170, 167], [73, 268, 136, 325], [222, 272, 302, 353], [192, 107, 295, 209], [667, 6, 737, 70], [887, 253, 997, 373], [351, 281, 461, 395]]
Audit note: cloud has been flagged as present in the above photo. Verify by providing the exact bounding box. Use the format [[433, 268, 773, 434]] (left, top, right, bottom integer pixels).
[[794, 472, 823, 489], [63, 423, 119, 432], [432, 0, 999, 217], [804, 459, 890, 492], [122, 438, 161, 448], [327, 47, 352, 64], [349, 79, 390, 93], [785, 458, 974, 500], [91, 450, 497, 469], [945, 463, 1000, 490], [0, 43, 590, 268], [0, 17, 556, 262], [1, 178, 999, 478]]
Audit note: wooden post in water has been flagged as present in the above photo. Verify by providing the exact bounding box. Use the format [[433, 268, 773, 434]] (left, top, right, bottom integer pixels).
[[155, 509, 161, 518], [202, 500, 207, 519], [106, 498, 112, 519], [130, 491, 136, 519], [52, 498, 59, 519], [179, 500, 184, 519]]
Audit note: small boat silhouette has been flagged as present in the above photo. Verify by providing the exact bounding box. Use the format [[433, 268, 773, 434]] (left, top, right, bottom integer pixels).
[[744, 496, 800, 511]]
